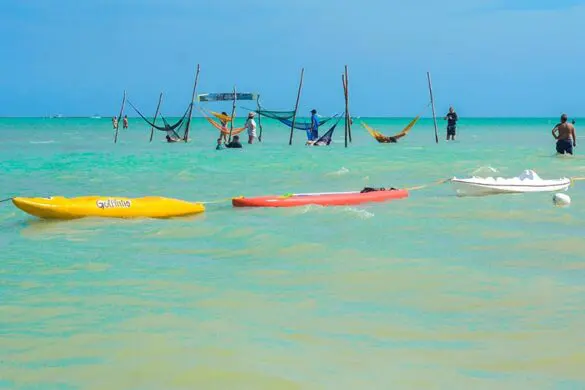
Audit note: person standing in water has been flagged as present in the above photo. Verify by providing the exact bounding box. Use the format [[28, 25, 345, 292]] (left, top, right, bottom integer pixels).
[[215, 137, 225, 150], [226, 135, 243, 148], [443, 106, 458, 141], [112, 116, 118, 130], [310, 109, 319, 141], [219, 111, 229, 143], [552, 114, 576, 155], [244, 112, 257, 144], [123, 115, 129, 129]]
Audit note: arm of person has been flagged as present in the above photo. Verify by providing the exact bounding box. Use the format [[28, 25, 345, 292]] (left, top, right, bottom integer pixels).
[[572, 125, 577, 146], [552, 126, 559, 139]]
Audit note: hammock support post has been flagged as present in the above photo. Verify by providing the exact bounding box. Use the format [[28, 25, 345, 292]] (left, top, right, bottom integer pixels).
[[114, 90, 126, 144], [342, 74, 348, 148], [149, 92, 163, 142], [345, 65, 352, 144], [427, 71, 439, 144], [183, 64, 200, 142], [289, 68, 304, 146], [228, 86, 237, 143], [257, 94, 263, 142]]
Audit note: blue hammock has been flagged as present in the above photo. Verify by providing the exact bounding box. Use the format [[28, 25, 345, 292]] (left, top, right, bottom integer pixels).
[[311, 115, 344, 146], [278, 114, 339, 131], [313, 126, 335, 145]]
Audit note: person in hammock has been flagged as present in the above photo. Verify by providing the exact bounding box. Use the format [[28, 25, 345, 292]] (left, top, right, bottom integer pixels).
[[219, 112, 229, 143], [377, 132, 407, 143], [166, 134, 180, 143], [165, 126, 180, 143]]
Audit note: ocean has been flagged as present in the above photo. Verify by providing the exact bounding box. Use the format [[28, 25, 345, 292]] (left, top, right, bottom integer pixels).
[[1, 116, 585, 389]]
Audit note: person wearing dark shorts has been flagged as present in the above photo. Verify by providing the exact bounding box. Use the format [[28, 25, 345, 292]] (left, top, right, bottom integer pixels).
[[444, 106, 458, 141], [552, 114, 576, 155], [556, 139, 573, 155]]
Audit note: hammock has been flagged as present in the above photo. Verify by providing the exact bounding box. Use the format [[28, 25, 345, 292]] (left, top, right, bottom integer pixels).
[[279, 114, 339, 131], [128, 100, 188, 140], [362, 116, 420, 143], [198, 107, 246, 136], [254, 109, 295, 121], [310, 115, 344, 146], [252, 108, 339, 130], [211, 111, 233, 122]]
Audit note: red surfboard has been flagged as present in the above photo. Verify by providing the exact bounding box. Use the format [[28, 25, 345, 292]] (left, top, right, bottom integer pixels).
[[232, 189, 408, 208]]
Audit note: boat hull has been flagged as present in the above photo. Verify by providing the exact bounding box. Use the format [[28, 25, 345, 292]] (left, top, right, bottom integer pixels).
[[12, 196, 205, 220], [232, 189, 409, 208], [451, 179, 571, 197]]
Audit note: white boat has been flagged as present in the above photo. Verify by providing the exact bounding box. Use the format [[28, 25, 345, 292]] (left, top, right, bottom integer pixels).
[[451, 170, 571, 197]]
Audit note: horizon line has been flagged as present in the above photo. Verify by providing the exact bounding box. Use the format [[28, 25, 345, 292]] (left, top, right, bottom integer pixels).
[[0, 115, 580, 119]]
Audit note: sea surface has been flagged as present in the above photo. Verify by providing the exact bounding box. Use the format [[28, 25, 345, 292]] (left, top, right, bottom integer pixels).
[[1, 116, 585, 389]]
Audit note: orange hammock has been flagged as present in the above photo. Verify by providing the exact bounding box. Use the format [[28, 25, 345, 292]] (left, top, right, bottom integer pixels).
[[362, 116, 420, 143], [198, 108, 246, 135]]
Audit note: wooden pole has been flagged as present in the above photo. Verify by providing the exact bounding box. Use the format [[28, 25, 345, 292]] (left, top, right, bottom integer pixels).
[[342, 74, 348, 148], [183, 64, 200, 142], [345, 65, 352, 143], [257, 94, 263, 142], [149, 92, 163, 142], [228, 86, 237, 143], [114, 90, 126, 144], [289, 68, 304, 146], [427, 71, 439, 144]]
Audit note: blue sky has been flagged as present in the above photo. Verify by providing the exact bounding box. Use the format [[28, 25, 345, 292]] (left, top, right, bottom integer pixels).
[[0, 0, 584, 117]]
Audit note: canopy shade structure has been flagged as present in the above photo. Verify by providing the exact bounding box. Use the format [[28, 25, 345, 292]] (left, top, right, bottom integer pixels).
[[197, 93, 258, 102]]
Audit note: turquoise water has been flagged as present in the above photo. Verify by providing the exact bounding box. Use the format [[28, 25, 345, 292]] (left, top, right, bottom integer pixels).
[[1, 117, 585, 389]]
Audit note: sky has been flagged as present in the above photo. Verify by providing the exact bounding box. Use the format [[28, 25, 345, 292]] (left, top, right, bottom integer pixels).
[[0, 0, 584, 117]]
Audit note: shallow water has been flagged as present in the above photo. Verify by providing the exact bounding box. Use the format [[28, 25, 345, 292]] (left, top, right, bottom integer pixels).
[[1, 117, 585, 389]]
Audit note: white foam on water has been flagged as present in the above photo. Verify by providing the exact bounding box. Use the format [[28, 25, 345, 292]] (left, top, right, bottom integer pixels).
[[341, 207, 374, 219], [471, 166, 499, 175], [327, 167, 350, 176]]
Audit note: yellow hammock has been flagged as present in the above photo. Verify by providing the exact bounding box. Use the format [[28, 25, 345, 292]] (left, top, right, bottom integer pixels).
[[361, 116, 420, 143], [211, 111, 233, 122], [198, 108, 246, 135]]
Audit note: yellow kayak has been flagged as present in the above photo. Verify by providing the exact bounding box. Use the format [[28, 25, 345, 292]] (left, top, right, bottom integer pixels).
[[12, 196, 205, 220]]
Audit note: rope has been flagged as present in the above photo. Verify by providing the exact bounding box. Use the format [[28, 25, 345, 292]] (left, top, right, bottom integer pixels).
[[405, 178, 451, 191], [200, 197, 240, 205], [569, 176, 585, 187], [0, 197, 14, 203]]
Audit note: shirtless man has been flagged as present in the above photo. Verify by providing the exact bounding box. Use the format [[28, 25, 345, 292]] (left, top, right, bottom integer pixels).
[[552, 114, 576, 155]]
